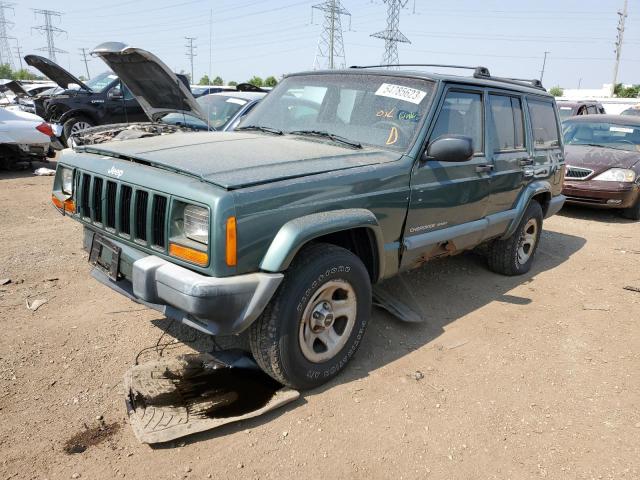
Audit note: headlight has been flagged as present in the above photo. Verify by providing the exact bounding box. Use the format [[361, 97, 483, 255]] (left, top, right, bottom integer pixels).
[[593, 168, 636, 182], [60, 167, 73, 195], [183, 204, 209, 244]]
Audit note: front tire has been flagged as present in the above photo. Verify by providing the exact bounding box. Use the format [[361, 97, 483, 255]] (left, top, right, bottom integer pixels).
[[249, 243, 372, 390], [621, 197, 640, 221], [62, 116, 94, 143], [487, 200, 543, 276]]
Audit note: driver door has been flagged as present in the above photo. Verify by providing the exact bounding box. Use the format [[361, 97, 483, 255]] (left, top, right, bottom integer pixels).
[[401, 86, 493, 269]]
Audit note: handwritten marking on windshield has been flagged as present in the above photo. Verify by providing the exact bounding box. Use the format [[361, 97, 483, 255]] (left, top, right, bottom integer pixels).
[[386, 127, 398, 145]]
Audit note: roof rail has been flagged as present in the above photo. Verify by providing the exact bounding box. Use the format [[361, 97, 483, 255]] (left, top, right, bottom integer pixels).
[[348, 63, 547, 92], [349, 63, 490, 77]]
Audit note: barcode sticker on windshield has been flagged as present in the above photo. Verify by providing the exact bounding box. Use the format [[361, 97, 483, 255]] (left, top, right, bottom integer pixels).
[[610, 126, 634, 133], [226, 98, 247, 105], [375, 83, 427, 104]]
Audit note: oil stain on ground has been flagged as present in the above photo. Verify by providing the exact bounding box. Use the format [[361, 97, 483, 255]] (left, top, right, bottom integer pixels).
[[64, 422, 120, 454]]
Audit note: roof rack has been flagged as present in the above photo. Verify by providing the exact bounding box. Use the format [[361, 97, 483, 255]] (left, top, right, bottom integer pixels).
[[348, 63, 546, 91]]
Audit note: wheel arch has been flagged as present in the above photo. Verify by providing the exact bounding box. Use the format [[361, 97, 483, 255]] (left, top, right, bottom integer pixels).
[[259, 209, 385, 283], [58, 109, 98, 126], [502, 181, 551, 239]]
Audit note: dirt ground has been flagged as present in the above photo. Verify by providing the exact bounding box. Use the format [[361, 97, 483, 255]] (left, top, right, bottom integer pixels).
[[1, 160, 639, 480]]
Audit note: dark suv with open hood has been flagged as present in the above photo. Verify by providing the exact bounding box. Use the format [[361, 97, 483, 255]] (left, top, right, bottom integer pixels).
[[25, 54, 188, 143]]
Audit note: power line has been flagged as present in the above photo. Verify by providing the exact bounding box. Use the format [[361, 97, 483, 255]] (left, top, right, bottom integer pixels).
[[185, 36, 197, 82], [611, 0, 628, 97], [32, 9, 67, 62], [0, 1, 15, 69], [312, 0, 351, 69], [371, 0, 411, 67], [79, 48, 91, 79]]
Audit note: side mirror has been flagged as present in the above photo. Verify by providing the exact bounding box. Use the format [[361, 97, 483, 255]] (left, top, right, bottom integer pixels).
[[108, 88, 123, 100], [424, 135, 474, 163]]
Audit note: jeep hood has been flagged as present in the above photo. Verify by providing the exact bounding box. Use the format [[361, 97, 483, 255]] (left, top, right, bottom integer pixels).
[[91, 42, 205, 122], [24, 55, 91, 91], [565, 144, 640, 175], [75, 132, 399, 189]]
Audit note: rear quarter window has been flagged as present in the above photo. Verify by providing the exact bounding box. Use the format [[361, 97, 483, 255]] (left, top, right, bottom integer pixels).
[[527, 98, 560, 148]]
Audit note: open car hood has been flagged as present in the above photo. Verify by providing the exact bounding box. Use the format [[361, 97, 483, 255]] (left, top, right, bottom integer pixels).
[[1, 80, 31, 97], [91, 42, 205, 122], [24, 55, 91, 91]]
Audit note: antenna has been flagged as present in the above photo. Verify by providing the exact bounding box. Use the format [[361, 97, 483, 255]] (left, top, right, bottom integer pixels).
[[370, 0, 411, 68], [611, 0, 628, 97], [79, 47, 91, 79], [185, 36, 197, 83], [312, 0, 351, 70], [32, 9, 67, 62], [0, 1, 15, 69]]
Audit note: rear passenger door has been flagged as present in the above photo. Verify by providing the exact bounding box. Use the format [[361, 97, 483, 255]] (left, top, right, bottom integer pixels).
[[401, 87, 492, 269], [485, 93, 530, 216], [525, 97, 564, 188]]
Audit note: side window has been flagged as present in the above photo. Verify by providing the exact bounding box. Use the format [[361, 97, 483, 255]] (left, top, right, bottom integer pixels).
[[527, 99, 560, 148], [122, 84, 134, 101], [587, 105, 597, 114], [430, 90, 483, 153], [489, 94, 525, 151]]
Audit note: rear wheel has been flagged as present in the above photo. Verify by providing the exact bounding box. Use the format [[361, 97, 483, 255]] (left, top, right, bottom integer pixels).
[[249, 243, 372, 390], [487, 200, 543, 276], [63, 116, 94, 143], [621, 197, 640, 221]]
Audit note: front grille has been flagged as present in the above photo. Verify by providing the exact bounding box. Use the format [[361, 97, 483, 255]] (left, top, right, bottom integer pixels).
[[74, 172, 169, 251], [565, 166, 594, 180]]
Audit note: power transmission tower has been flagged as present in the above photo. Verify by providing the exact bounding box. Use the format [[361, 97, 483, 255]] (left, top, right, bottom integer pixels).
[[611, 0, 628, 97], [185, 36, 196, 82], [32, 9, 67, 62], [540, 51, 550, 82], [371, 0, 411, 67], [79, 48, 91, 79], [0, 1, 15, 69], [13, 39, 21, 70], [312, 0, 351, 70]]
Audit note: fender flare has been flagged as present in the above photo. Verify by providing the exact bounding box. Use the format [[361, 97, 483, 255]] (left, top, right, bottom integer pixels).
[[502, 181, 552, 239], [260, 208, 385, 280]]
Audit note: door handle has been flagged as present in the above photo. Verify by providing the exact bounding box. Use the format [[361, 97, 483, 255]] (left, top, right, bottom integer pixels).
[[475, 164, 494, 173], [519, 158, 534, 166]]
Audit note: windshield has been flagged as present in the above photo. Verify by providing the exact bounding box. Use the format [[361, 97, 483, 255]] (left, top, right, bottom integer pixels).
[[564, 120, 640, 152], [558, 106, 576, 118], [84, 72, 118, 92], [621, 108, 640, 117], [161, 94, 248, 130], [240, 73, 435, 151]]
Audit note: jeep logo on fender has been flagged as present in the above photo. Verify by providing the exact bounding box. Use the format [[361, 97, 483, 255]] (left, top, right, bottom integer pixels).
[[107, 166, 124, 178]]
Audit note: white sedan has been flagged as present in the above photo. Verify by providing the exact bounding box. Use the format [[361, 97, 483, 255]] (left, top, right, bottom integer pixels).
[[0, 107, 58, 169]]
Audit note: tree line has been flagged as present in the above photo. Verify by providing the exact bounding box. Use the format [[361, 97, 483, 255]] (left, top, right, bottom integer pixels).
[[197, 74, 278, 88]]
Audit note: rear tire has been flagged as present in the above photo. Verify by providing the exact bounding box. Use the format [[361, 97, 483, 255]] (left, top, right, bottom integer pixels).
[[63, 116, 94, 144], [487, 201, 543, 276], [249, 243, 372, 390], [621, 197, 640, 221]]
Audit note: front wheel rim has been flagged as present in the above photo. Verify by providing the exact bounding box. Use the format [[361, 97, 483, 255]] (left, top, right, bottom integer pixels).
[[70, 121, 92, 134], [517, 218, 538, 265], [299, 280, 357, 363]]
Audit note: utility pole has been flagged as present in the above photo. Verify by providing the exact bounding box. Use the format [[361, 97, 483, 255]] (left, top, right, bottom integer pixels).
[[32, 9, 67, 62], [13, 40, 21, 70], [540, 51, 550, 82], [0, 1, 15, 69], [312, 0, 350, 70], [185, 36, 196, 83], [371, 0, 411, 67], [79, 48, 90, 79], [611, 0, 628, 97]]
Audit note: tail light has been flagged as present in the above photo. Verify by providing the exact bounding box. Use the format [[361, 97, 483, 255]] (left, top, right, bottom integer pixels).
[[36, 122, 54, 137]]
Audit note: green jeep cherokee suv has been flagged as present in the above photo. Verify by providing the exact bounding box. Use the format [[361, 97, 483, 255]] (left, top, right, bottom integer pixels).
[[51, 65, 566, 389]]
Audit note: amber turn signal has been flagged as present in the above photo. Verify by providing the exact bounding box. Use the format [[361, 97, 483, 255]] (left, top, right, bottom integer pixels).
[[169, 243, 209, 266], [51, 194, 75, 213], [226, 216, 237, 266]]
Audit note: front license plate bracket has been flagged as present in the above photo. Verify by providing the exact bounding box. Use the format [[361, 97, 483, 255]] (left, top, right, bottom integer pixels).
[[89, 233, 121, 281]]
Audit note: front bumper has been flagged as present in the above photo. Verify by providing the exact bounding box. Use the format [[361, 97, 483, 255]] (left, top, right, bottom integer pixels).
[[563, 180, 639, 209], [85, 231, 283, 336]]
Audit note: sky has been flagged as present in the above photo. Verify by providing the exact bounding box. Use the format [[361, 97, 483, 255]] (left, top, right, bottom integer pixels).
[[5, 0, 639, 89]]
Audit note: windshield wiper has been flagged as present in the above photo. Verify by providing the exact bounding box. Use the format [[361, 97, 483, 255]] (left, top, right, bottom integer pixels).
[[289, 130, 362, 149], [235, 125, 283, 135]]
